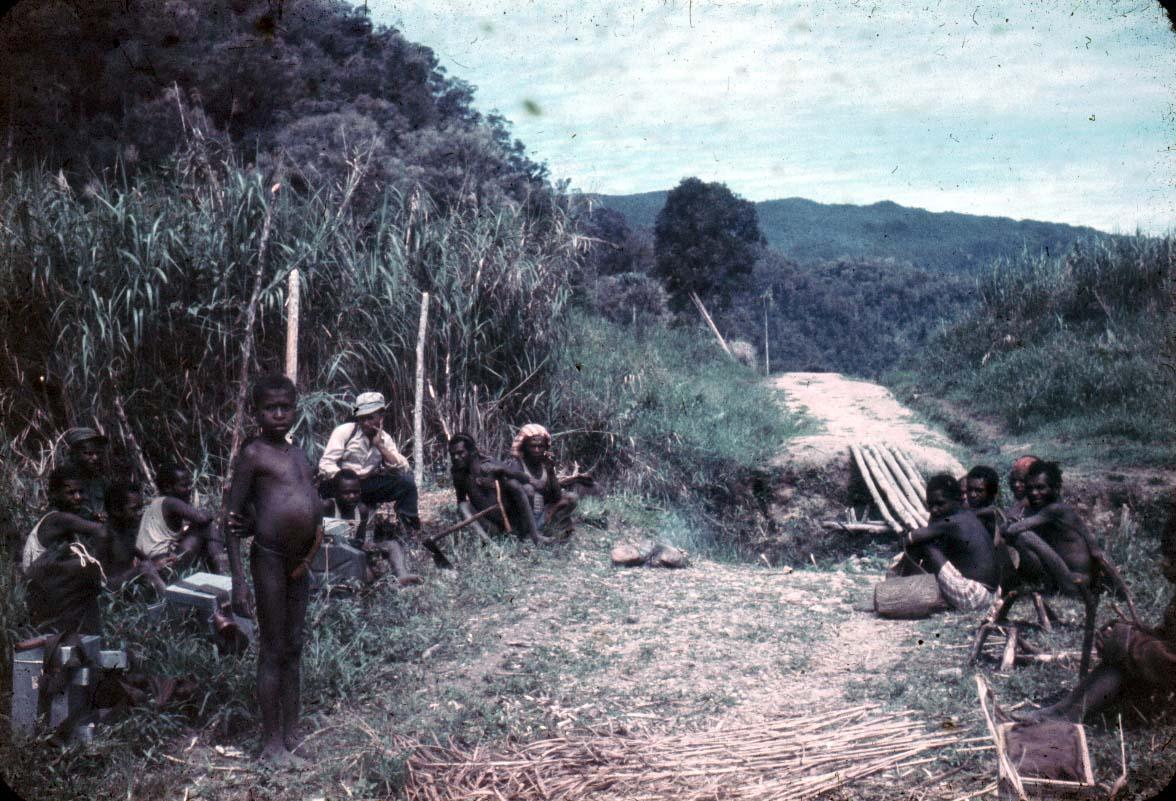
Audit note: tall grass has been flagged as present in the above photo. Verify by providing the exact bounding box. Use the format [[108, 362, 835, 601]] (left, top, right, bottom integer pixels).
[[0, 144, 582, 489], [890, 235, 1175, 464]]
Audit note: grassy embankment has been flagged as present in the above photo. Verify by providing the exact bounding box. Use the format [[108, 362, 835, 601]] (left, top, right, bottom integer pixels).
[[0, 157, 802, 799], [887, 235, 1175, 470]]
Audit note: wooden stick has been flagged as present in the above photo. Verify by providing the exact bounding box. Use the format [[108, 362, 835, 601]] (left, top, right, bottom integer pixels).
[[821, 521, 893, 534], [113, 393, 155, 491], [893, 448, 928, 504], [876, 445, 929, 523], [865, 444, 926, 528], [999, 625, 1019, 672], [689, 291, 734, 359], [413, 291, 430, 490], [861, 445, 922, 530], [285, 268, 300, 383], [851, 445, 902, 533]]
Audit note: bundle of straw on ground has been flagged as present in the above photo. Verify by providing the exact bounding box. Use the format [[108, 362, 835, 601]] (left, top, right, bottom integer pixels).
[[400, 703, 960, 801]]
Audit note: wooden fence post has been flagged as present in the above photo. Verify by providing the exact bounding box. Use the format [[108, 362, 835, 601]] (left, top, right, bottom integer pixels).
[[413, 291, 430, 489], [285, 268, 300, 383]]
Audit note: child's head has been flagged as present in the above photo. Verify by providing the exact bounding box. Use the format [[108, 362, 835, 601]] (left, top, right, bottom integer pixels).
[[48, 463, 87, 511], [105, 482, 145, 527], [926, 473, 963, 520], [333, 469, 362, 512], [156, 461, 194, 502], [965, 465, 1000, 509], [66, 427, 108, 475], [1025, 460, 1062, 509], [1008, 455, 1040, 501], [252, 374, 297, 438]]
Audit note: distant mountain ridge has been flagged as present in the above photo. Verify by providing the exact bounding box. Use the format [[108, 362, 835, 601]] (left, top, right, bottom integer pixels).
[[590, 191, 1113, 273]]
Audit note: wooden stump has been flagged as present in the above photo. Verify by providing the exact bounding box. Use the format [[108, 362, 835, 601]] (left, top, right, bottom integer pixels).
[[874, 573, 947, 619]]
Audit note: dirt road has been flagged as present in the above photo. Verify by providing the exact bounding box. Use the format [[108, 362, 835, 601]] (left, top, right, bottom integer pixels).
[[772, 371, 965, 476]]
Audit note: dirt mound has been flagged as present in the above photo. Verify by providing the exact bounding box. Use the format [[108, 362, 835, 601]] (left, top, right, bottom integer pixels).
[[771, 372, 964, 476]]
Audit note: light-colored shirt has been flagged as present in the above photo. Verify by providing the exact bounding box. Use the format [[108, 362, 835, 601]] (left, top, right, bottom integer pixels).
[[21, 514, 52, 570], [318, 423, 409, 479], [136, 497, 180, 559]]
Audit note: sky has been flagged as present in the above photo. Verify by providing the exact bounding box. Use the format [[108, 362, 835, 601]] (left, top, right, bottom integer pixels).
[[372, 0, 1176, 233]]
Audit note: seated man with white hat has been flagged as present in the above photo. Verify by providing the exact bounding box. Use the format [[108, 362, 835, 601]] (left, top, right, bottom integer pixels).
[[318, 391, 420, 532]]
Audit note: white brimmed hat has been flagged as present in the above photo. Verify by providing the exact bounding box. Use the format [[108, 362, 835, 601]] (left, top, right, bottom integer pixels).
[[353, 391, 386, 417]]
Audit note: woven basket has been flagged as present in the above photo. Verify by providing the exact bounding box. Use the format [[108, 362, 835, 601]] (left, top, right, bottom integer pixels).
[[874, 573, 947, 619]]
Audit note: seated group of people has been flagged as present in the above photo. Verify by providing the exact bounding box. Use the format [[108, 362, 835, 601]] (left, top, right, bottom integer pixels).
[[895, 456, 1175, 724]]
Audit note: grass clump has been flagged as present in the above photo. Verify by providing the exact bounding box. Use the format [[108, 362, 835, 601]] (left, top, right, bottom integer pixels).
[[888, 235, 1175, 467]]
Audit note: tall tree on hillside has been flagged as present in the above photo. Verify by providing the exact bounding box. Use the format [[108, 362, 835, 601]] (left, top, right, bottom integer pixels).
[[653, 177, 764, 311]]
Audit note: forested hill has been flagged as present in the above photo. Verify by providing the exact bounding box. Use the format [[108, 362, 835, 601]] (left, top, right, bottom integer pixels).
[[593, 191, 1111, 273]]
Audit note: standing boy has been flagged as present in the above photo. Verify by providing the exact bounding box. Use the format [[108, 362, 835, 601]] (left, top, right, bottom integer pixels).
[[226, 375, 322, 766], [136, 462, 229, 574]]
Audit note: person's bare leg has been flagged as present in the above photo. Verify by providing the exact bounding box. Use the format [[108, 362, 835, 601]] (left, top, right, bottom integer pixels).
[[1013, 531, 1082, 594], [1021, 665, 1124, 723], [382, 540, 422, 586], [251, 546, 294, 765], [280, 571, 310, 763], [139, 559, 168, 593], [504, 479, 551, 544]]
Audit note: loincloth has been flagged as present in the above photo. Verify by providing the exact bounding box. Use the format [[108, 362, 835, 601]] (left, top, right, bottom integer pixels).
[[937, 561, 996, 611]]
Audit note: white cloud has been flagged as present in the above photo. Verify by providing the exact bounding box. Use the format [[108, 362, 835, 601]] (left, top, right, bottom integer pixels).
[[375, 0, 1176, 232]]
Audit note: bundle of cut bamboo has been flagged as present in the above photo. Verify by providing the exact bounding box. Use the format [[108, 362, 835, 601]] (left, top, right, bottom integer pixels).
[[401, 703, 960, 801], [847, 444, 930, 533]]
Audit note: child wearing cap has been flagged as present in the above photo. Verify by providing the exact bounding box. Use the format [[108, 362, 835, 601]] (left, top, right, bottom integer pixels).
[[64, 427, 110, 521], [317, 391, 420, 531]]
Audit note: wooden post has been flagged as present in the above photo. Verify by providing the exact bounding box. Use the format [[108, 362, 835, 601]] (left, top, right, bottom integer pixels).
[[285, 268, 300, 383], [763, 292, 771, 376], [413, 291, 429, 490], [689, 291, 734, 359]]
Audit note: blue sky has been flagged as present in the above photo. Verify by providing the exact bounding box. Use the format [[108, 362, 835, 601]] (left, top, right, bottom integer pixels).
[[374, 1, 1175, 233]]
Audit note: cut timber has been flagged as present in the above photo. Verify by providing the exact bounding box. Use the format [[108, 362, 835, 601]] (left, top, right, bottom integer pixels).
[[864, 444, 927, 528], [860, 444, 923, 530], [850, 445, 902, 533], [690, 291, 735, 359], [821, 521, 893, 534], [893, 448, 928, 504], [875, 445, 929, 524]]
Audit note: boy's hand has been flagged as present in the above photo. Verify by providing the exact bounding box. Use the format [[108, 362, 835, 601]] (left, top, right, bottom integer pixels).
[[232, 583, 255, 618], [226, 511, 248, 538]]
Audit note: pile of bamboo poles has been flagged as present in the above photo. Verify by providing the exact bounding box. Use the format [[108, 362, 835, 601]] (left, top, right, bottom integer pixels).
[[401, 703, 961, 801], [847, 444, 929, 534]]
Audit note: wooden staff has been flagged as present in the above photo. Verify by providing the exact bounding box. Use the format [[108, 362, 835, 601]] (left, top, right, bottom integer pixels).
[[413, 291, 429, 490], [690, 291, 735, 359], [850, 445, 901, 533], [284, 268, 300, 383]]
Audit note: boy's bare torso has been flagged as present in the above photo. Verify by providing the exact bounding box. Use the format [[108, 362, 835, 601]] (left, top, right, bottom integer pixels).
[[242, 439, 321, 555]]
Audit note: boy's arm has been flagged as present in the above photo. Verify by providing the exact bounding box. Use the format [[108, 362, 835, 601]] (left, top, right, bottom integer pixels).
[[317, 425, 348, 479], [40, 512, 107, 549], [1004, 507, 1056, 537], [161, 497, 214, 527], [225, 449, 257, 617], [905, 519, 953, 548]]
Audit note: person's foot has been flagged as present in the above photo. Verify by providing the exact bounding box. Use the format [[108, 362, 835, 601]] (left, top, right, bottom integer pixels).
[[397, 574, 423, 587]]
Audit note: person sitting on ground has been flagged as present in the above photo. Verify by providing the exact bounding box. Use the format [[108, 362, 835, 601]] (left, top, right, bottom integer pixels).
[[22, 464, 109, 633], [447, 433, 542, 542], [508, 424, 578, 542], [63, 427, 111, 521], [1018, 492, 1176, 724], [1003, 460, 1126, 597], [966, 465, 1002, 536], [1004, 455, 1040, 524], [318, 391, 420, 533], [900, 473, 999, 611], [97, 482, 166, 593], [225, 374, 322, 766], [324, 470, 420, 586], [135, 461, 230, 575]]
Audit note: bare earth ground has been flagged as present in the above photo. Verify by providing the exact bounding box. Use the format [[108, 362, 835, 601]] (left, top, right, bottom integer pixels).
[[770, 371, 965, 476]]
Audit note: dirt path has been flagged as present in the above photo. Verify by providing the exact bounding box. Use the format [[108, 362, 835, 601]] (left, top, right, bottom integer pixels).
[[772, 371, 964, 476]]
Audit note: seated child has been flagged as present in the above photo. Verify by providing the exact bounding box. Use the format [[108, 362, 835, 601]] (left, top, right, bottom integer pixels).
[[1020, 496, 1176, 723], [324, 470, 420, 586], [1003, 460, 1123, 597], [448, 433, 541, 542], [64, 427, 111, 521], [99, 482, 166, 593], [226, 375, 324, 765], [22, 464, 108, 633], [1004, 455, 1040, 524], [136, 462, 229, 574], [507, 424, 578, 542], [902, 473, 999, 611], [966, 465, 1002, 536]]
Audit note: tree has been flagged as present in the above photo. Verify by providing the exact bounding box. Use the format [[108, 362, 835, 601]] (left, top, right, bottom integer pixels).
[[653, 177, 764, 310]]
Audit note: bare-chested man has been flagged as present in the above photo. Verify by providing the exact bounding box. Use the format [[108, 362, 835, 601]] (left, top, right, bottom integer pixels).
[[447, 433, 541, 541], [226, 375, 322, 766], [508, 424, 578, 542]]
